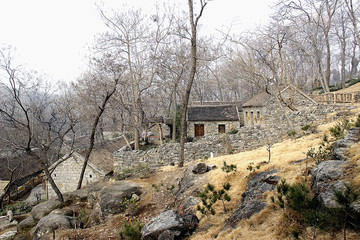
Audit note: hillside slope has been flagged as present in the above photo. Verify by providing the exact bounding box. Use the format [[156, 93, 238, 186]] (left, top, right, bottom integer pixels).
[[33, 107, 360, 240]]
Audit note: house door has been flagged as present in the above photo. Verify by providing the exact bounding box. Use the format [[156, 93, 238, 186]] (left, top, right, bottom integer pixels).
[[194, 124, 204, 139]]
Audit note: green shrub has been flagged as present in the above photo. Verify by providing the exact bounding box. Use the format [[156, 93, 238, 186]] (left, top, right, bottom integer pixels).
[[228, 129, 239, 134], [273, 180, 360, 235], [221, 161, 237, 176], [119, 220, 143, 240], [246, 162, 260, 174], [197, 182, 232, 216], [330, 117, 350, 140], [186, 136, 195, 142], [355, 114, 360, 127], [287, 130, 297, 138], [301, 124, 317, 134], [0, 201, 32, 216]]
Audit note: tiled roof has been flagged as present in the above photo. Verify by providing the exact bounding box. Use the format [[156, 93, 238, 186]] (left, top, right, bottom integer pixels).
[[187, 105, 239, 121], [242, 92, 272, 107]]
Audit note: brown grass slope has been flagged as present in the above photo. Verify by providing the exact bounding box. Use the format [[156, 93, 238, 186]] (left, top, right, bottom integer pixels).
[[56, 107, 360, 240], [188, 108, 360, 240]]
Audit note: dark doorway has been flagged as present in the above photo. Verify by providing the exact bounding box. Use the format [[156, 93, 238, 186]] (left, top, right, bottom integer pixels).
[[194, 124, 204, 139]]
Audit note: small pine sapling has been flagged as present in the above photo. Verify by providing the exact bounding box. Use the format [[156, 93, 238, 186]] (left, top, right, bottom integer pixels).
[[197, 182, 232, 216], [197, 183, 217, 216], [218, 182, 231, 212], [247, 162, 260, 174], [222, 161, 237, 176]]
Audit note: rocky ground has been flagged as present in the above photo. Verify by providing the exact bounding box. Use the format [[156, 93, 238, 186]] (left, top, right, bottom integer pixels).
[[1, 108, 360, 240]]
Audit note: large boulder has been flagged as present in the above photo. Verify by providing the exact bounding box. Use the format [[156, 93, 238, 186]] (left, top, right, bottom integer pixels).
[[333, 128, 360, 161], [141, 210, 198, 240], [63, 182, 108, 203], [227, 170, 280, 227], [17, 215, 36, 233], [311, 160, 349, 208], [30, 200, 64, 221], [31, 214, 72, 240], [95, 181, 142, 217], [0, 215, 18, 231], [192, 162, 207, 174], [175, 164, 207, 205]]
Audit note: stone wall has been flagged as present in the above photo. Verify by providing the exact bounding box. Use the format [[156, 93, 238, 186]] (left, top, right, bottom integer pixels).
[[187, 121, 240, 138], [47, 153, 104, 198], [114, 124, 294, 172], [114, 104, 352, 173]]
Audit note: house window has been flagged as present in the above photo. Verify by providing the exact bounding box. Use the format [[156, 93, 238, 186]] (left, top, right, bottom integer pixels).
[[218, 124, 225, 134], [257, 111, 260, 122], [89, 174, 92, 178]]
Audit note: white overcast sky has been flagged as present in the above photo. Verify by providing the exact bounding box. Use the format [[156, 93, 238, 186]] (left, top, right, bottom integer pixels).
[[0, 0, 277, 83]]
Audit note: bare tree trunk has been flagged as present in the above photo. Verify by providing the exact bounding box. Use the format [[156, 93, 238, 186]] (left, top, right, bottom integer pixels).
[[179, 0, 207, 167], [77, 84, 118, 189]]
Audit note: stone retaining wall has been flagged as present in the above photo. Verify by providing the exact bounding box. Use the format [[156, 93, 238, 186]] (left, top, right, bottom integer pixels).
[[113, 105, 351, 172]]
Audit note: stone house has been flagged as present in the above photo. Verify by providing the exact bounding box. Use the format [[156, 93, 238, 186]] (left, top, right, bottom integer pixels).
[[242, 84, 320, 128], [47, 138, 125, 198], [187, 105, 241, 139]]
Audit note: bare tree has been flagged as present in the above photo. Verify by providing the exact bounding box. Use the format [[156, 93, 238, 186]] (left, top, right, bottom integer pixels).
[[75, 54, 123, 190], [178, 0, 208, 167], [98, 7, 171, 150], [0, 49, 76, 203]]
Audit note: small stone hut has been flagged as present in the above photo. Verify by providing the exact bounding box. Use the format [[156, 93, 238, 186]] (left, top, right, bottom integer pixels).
[[47, 138, 125, 198], [187, 105, 241, 139], [242, 84, 320, 128]]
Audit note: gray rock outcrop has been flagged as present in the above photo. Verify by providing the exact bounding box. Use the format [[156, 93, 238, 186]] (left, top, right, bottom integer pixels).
[[17, 215, 36, 233], [141, 210, 198, 240], [311, 127, 360, 209], [227, 170, 280, 227], [192, 162, 207, 174], [30, 200, 64, 222], [31, 214, 72, 240], [96, 181, 142, 217], [333, 127, 359, 161]]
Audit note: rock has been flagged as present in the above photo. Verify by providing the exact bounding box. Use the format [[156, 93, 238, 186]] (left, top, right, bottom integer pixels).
[[25, 184, 46, 204], [30, 200, 64, 221], [17, 215, 36, 233], [7, 210, 14, 222], [311, 160, 347, 194], [318, 181, 347, 208], [63, 182, 108, 203], [311, 160, 349, 208], [207, 164, 217, 171], [141, 210, 184, 240], [333, 128, 360, 161], [0, 216, 18, 231], [31, 214, 72, 240], [175, 165, 207, 204], [85, 202, 102, 228], [96, 181, 142, 217], [50, 208, 73, 216], [157, 230, 180, 240], [0, 229, 17, 240], [181, 196, 200, 214], [141, 210, 198, 240], [192, 162, 207, 174], [227, 170, 280, 227]]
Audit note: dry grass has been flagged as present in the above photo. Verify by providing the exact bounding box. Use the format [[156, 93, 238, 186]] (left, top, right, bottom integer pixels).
[[188, 107, 360, 240], [335, 82, 360, 93]]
